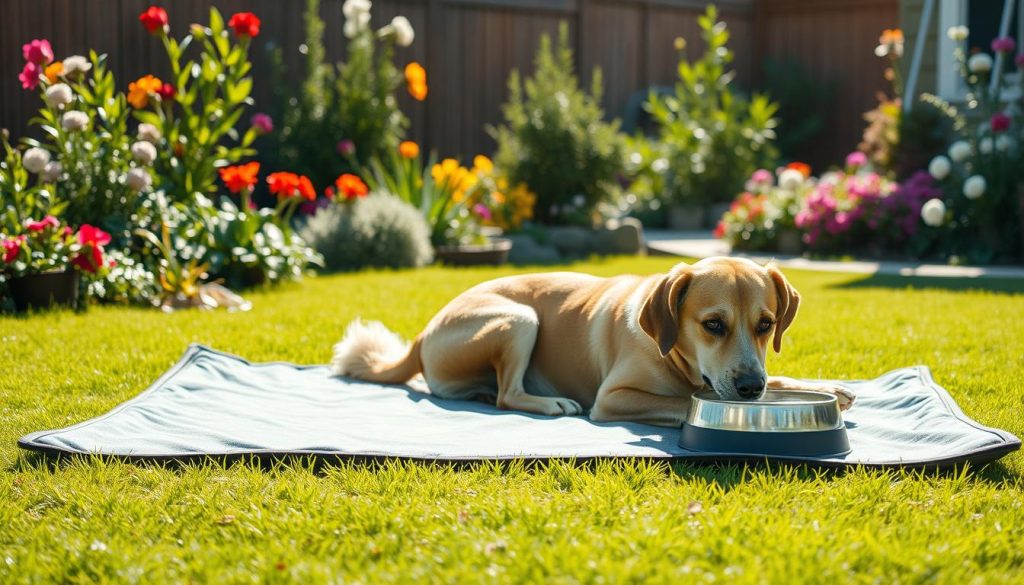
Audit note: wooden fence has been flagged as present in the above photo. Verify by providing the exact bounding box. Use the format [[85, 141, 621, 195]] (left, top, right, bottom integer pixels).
[[1, 0, 897, 170]]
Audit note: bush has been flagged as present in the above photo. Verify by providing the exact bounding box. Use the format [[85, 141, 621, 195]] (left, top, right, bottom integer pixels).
[[761, 57, 836, 165], [490, 23, 624, 226], [262, 0, 414, 191], [646, 5, 778, 207], [300, 194, 433, 272], [714, 166, 811, 252]]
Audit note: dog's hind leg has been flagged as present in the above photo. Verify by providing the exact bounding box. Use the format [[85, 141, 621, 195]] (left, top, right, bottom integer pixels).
[[419, 295, 582, 417]]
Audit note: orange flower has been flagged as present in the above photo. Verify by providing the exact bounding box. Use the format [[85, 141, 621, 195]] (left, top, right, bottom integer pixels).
[[296, 175, 316, 201], [404, 62, 428, 101], [785, 162, 811, 178], [879, 28, 903, 45], [335, 174, 369, 200], [267, 172, 299, 197], [219, 162, 260, 193], [399, 141, 419, 159], [127, 75, 163, 109], [44, 61, 63, 83]]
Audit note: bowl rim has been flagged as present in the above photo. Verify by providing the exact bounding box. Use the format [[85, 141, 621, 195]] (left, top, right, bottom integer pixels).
[[691, 389, 838, 406]]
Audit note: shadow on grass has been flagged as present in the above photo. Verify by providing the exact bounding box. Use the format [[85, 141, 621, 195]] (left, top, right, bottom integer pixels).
[[828, 273, 1024, 295]]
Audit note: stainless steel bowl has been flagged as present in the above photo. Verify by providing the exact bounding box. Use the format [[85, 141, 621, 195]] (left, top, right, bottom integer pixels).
[[687, 390, 844, 432]]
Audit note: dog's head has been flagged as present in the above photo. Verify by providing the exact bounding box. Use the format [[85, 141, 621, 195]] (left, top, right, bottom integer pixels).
[[638, 257, 800, 401]]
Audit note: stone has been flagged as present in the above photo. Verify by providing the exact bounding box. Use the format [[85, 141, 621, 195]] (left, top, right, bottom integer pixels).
[[594, 218, 645, 255], [547, 226, 593, 257], [506, 234, 562, 265]]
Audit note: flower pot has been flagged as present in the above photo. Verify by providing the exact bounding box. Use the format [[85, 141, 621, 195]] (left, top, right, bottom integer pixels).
[[775, 229, 803, 256], [8, 270, 80, 312], [667, 204, 704, 231], [435, 238, 512, 266]]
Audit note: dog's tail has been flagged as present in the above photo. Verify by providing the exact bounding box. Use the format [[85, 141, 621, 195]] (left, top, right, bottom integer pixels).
[[330, 319, 422, 384]]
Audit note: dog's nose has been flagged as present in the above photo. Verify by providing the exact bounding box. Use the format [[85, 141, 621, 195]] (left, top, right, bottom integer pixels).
[[734, 373, 766, 399]]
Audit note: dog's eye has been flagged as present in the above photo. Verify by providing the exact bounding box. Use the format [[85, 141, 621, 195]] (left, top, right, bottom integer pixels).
[[756, 318, 774, 334], [702, 319, 725, 335]]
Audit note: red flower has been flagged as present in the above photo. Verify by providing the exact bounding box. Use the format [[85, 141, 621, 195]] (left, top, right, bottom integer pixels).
[[77, 224, 112, 247], [72, 245, 105, 274], [228, 12, 261, 38], [296, 175, 316, 201], [157, 83, 176, 101], [334, 174, 369, 201], [713, 221, 725, 239], [991, 112, 1011, 133], [19, 62, 41, 91], [139, 6, 169, 35], [324, 186, 336, 200], [26, 215, 60, 232], [786, 162, 812, 178], [2, 236, 25, 263], [267, 172, 299, 198], [219, 162, 260, 193]]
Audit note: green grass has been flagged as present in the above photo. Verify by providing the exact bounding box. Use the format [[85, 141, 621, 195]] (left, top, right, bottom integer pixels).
[[2, 257, 1023, 583]]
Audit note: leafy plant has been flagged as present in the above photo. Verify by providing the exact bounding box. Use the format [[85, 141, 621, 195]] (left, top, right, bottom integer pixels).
[[263, 0, 414, 191], [0, 130, 65, 235], [646, 5, 778, 207], [1, 216, 112, 279], [490, 22, 624, 226], [761, 57, 836, 164]]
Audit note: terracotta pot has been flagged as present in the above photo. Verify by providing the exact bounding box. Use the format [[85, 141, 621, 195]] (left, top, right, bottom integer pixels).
[[435, 238, 512, 266], [8, 270, 80, 312]]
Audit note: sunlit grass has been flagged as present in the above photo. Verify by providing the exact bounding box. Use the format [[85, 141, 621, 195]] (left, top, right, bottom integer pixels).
[[2, 257, 1022, 582]]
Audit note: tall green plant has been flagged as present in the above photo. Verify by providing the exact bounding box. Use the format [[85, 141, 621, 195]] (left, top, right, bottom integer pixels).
[[646, 5, 778, 206], [490, 23, 624, 226]]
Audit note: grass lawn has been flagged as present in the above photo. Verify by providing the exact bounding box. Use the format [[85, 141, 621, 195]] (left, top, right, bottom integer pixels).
[[2, 257, 1023, 582]]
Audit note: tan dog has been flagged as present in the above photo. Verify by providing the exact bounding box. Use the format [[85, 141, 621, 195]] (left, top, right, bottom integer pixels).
[[331, 257, 854, 427]]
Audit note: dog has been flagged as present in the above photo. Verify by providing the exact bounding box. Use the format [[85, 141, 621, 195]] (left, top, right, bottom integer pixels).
[[330, 257, 855, 427]]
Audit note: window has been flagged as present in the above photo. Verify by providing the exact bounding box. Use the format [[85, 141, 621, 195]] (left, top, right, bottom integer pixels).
[[937, 0, 1022, 100]]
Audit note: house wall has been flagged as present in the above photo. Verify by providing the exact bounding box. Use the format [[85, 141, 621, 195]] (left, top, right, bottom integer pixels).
[[1, 0, 895, 172]]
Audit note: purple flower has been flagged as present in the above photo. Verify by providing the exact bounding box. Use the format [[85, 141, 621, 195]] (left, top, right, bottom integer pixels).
[[991, 37, 1016, 54], [250, 112, 273, 134], [336, 139, 355, 157], [472, 203, 492, 221], [22, 39, 53, 65], [845, 151, 868, 168]]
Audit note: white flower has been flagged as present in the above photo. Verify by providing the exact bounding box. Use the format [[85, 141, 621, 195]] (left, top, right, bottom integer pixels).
[[131, 141, 157, 165], [963, 175, 986, 199], [979, 137, 993, 154], [137, 123, 161, 144], [946, 26, 969, 41], [343, 0, 371, 18], [948, 141, 971, 163], [778, 168, 804, 190], [995, 135, 1014, 152], [62, 55, 92, 76], [928, 155, 951, 180], [651, 158, 669, 173], [126, 168, 152, 192], [22, 147, 51, 174], [967, 53, 993, 74], [921, 198, 946, 226], [41, 161, 63, 183], [390, 16, 414, 47], [44, 83, 73, 108], [344, 10, 371, 38], [61, 110, 89, 132]]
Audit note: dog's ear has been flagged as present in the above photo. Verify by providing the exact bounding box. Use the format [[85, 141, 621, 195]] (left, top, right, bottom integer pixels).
[[638, 265, 693, 357], [768, 265, 800, 353]]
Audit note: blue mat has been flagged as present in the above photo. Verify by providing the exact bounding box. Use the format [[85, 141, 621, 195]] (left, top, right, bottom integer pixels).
[[18, 345, 1021, 468]]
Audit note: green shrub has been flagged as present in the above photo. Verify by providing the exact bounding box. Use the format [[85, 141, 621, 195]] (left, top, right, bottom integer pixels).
[[646, 5, 778, 206], [490, 23, 624, 226], [263, 0, 411, 191], [761, 57, 836, 164], [300, 194, 433, 272]]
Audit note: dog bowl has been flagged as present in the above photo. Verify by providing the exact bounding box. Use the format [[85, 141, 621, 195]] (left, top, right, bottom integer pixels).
[[678, 390, 851, 457]]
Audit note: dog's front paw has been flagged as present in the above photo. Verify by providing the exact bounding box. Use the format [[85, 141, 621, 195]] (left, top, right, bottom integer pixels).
[[818, 383, 856, 411], [551, 397, 583, 416]]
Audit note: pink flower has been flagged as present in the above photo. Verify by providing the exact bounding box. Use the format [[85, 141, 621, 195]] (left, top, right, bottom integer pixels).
[[472, 203, 492, 221], [22, 39, 54, 65], [26, 215, 60, 232], [1017, 54, 1024, 68], [845, 151, 868, 168], [336, 139, 355, 157], [251, 113, 273, 134], [2, 236, 25, 263], [991, 112, 1011, 133], [751, 169, 773, 184], [991, 37, 1016, 54], [19, 62, 41, 91]]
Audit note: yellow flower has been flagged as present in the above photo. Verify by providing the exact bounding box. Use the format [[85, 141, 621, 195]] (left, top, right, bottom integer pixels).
[[472, 155, 493, 174], [128, 75, 163, 109], [45, 62, 64, 83], [404, 62, 428, 101]]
